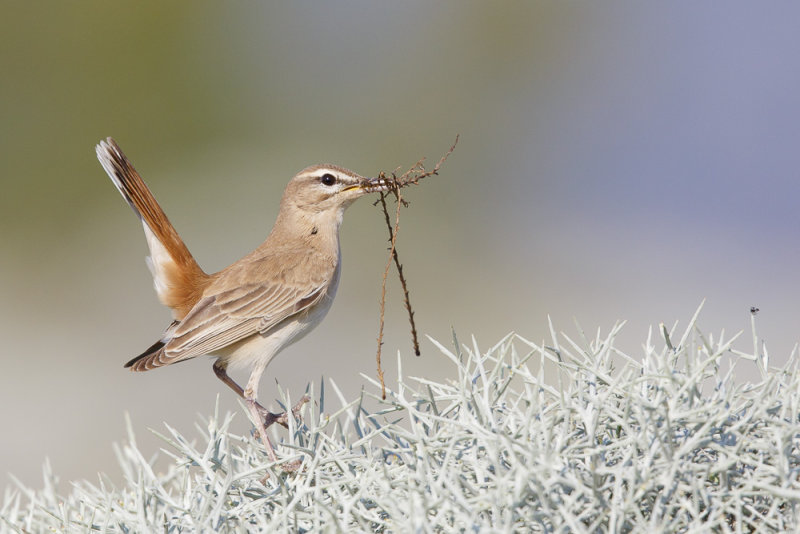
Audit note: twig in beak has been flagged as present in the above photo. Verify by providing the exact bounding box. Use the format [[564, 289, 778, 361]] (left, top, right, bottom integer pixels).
[[373, 135, 459, 400]]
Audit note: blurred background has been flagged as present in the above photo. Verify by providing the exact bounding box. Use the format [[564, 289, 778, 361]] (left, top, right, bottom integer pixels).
[[2, 2, 799, 489]]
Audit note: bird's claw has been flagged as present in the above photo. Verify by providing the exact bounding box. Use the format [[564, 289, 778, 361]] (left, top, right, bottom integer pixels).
[[258, 457, 304, 483], [280, 458, 304, 472], [258, 394, 311, 429]]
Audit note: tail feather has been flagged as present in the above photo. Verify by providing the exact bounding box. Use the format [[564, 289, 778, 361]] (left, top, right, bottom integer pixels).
[[96, 138, 210, 318], [125, 340, 191, 371], [124, 319, 186, 371], [124, 338, 167, 371]]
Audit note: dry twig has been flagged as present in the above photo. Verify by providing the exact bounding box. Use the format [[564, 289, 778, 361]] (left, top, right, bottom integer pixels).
[[374, 136, 459, 399], [375, 190, 402, 400], [392, 134, 459, 188], [378, 190, 420, 356]]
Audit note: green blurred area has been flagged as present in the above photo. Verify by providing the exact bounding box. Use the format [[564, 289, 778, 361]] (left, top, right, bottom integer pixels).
[[1, 1, 573, 277]]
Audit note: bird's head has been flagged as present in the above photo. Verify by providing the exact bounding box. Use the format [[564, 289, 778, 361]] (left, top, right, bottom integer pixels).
[[280, 164, 390, 222]]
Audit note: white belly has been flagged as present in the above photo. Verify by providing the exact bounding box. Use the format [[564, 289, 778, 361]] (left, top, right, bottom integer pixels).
[[221, 262, 341, 371]]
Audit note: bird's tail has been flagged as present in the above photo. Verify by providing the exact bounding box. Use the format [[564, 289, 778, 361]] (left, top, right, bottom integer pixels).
[[124, 338, 167, 371], [96, 138, 209, 319]]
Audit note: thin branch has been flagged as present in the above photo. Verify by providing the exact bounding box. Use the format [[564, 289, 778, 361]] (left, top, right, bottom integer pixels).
[[375, 188, 403, 400], [392, 134, 459, 188], [373, 135, 459, 399], [378, 190, 421, 357]]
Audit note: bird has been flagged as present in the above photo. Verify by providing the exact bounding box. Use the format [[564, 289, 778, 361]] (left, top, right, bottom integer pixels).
[[96, 137, 388, 467]]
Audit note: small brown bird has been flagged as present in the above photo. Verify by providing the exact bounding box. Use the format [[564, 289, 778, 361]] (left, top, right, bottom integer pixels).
[[96, 138, 388, 466]]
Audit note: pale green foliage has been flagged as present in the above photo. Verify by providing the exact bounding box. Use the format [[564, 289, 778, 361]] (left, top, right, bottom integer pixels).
[[3, 307, 800, 532]]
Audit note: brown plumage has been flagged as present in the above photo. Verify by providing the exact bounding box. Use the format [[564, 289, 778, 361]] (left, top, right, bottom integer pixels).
[[96, 137, 388, 467], [97, 139, 210, 318]]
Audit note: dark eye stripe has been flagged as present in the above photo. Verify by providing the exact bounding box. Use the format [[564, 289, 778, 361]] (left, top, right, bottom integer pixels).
[[320, 173, 336, 186]]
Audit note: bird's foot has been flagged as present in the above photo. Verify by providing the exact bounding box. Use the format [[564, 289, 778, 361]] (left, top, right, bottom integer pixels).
[[279, 458, 304, 472], [258, 394, 311, 429], [258, 457, 304, 483]]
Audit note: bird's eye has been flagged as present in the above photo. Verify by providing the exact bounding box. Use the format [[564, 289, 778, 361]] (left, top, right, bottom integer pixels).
[[320, 173, 337, 186]]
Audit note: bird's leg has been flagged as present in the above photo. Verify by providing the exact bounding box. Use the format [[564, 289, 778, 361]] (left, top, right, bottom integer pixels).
[[246, 398, 280, 462], [213, 361, 309, 429], [244, 360, 303, 472], [270, 394, 312, 428], [213, 361, 279, 460], [213, 361, 271, 421], [212, 361, 302, 470]]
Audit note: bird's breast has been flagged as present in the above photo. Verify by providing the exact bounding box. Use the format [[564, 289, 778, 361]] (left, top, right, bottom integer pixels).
[[222, 260, 341, 371]]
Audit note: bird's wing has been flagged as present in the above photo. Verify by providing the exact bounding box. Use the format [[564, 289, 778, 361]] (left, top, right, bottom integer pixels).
[[160, 266, 331, 364]]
